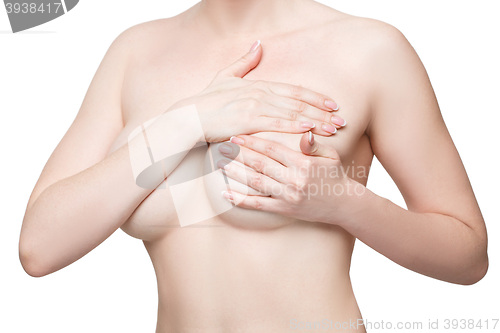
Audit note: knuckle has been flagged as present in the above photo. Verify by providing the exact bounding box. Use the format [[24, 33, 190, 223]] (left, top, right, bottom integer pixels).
[[318, 96, 327, 107], [240, 55, 252, 66], [253, 197, 263, 210], [313, 93, 326, 108], [296, 101, 307, 113], [288, 110, 299, 120], [286, 190, 303, 205], [295, 178, 308, 190], [251, 159, 265, 173], [290, 85, 302, 99], [265, 143, 276, 155], [272, 118, 282, 129], [251, 89, 266, 100], [250, 174, 263, 189], [240, 97, 260, 110]]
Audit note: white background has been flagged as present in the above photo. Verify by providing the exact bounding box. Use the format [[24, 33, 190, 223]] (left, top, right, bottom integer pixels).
[[1, 1, 499, 332]]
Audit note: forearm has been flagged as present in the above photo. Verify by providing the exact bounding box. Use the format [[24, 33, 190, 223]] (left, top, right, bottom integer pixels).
[[20, 105, 204, 277], [338, 180, 488, 285], [20, 144, 148, 277]]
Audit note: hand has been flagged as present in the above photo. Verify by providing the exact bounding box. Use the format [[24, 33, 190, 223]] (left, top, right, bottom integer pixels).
[[172, 41, 346, 143], [216, 132, 365, 225]]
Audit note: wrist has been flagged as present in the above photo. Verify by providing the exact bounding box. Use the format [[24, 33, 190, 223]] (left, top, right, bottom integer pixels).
[[174, 96, 214, 143], [330, 177, 372, 228]]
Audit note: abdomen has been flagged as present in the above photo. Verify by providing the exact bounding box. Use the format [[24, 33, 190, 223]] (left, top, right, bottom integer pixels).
[[146, 218, 359, 332]]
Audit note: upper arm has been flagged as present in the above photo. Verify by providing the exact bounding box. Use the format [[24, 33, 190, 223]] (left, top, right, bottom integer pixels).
[[26, 28, 135, 210], [365, 21, 485, 233]]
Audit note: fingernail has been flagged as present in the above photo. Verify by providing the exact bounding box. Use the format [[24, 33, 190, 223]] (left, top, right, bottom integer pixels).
[[308, 131, 314, 145], [230, 136, 245, 145], [322, 123, 337, 134], [249, 40, 261, 53], [218, 143, 233, 155], [222, 191, 234, 201], [300, 121, 315, 129], [217, 159, 231, 170], [325, 100, 339, 111], [331, 116, 347, 127]]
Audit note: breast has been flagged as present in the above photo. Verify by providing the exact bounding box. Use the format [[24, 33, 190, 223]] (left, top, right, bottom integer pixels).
[[114, 132, 305, 240], [111, 122, 370, 240], [118, 132, 304, 240], [110, 35, 373, 240]]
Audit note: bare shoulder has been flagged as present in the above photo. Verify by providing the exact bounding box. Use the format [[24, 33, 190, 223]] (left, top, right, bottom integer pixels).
[[304, 4, 418, 77], [108, 16, 181, 58], [318, 7, 411, 52], [337, 14, 419, 80], [122, 17, 179, 37], [327, 13, 435, 137], [309, 7, 425, 129], [331, 13, 425, 79]]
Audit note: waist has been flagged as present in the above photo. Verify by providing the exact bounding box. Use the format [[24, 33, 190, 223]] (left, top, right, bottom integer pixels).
[[156, 307, 365, 333], [145, 220, 359, 332]]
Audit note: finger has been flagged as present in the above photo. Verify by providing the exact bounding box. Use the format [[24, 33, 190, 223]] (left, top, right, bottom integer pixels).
[[218, 143, 290, 184], [230, 135, 302, 167], [222, 190, 282, 213], [217, 159, 281, 196], [268, 95, 341, 125], [300, 132, 340, 160], [214, 40, 262, 80], [250, 116, 319, 135], [265, 81, 339, 111], [258, 102, 341, 136]]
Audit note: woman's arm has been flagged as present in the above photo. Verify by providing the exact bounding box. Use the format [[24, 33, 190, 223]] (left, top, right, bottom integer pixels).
[[19, 28, 137, 277], [217, 22, 488, 285], [343, 22, 488, 285], [19, 26, 209, 277], [18, 27, 201, 278]]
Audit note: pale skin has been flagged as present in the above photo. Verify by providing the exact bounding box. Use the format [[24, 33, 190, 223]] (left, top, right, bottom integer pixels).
[[19, 0, 488, 332]]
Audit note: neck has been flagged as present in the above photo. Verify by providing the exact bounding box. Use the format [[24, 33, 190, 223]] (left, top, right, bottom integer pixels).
[[194, 0, 303, 38]]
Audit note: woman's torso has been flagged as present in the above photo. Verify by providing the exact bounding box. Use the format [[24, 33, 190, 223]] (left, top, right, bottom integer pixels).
[[107, 7, 373, 332]]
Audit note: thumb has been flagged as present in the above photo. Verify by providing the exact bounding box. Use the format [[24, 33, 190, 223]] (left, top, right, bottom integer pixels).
[[300, 131, 340, 160], [214, 40, 262, 79]]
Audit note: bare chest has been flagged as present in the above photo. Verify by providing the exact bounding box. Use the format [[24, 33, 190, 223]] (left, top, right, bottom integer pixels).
[[112, 35, 370, 150], [109, 35, 373, 240]]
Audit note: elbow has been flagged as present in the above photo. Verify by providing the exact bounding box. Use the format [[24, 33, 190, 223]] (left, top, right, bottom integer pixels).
[[459, 253, 488, 286], [454, 220, 489, 286], [19, 241, 51, 278], [22, 264, 48, 278], [20, 255, 49, 278], [456, 235, 489, 285], [19, 215, 53, 278]]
